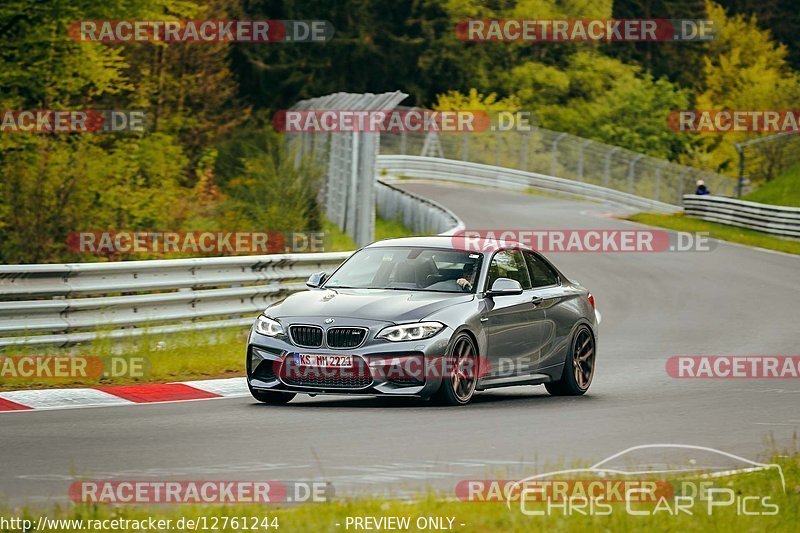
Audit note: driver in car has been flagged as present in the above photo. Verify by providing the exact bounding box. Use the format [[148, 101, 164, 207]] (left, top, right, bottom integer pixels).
[[456, 262, 477, 291]]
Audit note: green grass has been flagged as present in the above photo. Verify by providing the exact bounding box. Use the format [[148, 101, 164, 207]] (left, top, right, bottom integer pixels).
[[625, 212, 800, 255], [375, 215, 420, 240], [2, 452, 798, 531], [323, 215, 418, 252], [321, 218, 357, 251], [323, 216, 420, 251], [744, 163, 800, 207]]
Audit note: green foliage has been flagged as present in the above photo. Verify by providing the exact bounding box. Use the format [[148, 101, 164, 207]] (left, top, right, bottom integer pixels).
[[508, 51, 691, 158], [680, 1, 800, 174], [218, 128, 322, 233]]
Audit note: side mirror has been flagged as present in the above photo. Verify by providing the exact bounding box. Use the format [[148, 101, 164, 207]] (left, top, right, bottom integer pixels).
[[486, 277, 523, 297], [306, 271, 327, 288]]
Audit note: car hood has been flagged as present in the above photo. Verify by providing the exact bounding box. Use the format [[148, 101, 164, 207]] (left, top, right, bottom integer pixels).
[[267, 288, 474, 324]]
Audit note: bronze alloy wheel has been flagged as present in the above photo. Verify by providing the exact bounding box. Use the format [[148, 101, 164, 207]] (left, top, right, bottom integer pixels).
[[545, 325, 595, 396], [434, 333, 479, 405], [572, 328, 595, 390]]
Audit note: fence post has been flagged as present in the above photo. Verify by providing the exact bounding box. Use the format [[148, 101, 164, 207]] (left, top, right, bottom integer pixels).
[[627, 154, 644, 194], [603, 147, 619, 188], [520, 131, 530, 171], [400, 130, 407, 156], [678, 171, 688, 204], [462, 131, 469, 161], [551, 132, 567, 177], [734, 143, 744, 198], [577, 139, 591, 181], [495, 129, 501, 167], [654, 161, 668, 202]]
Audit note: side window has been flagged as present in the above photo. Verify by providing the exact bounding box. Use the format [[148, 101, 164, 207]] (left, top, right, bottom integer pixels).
[[487, 250, 532, 290], [524, 252, 559, 288]]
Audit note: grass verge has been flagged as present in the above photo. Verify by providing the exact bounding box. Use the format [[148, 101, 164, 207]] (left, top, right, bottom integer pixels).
[[0, 328, 248, 392], [625, 212, 800, 255], [744, 163, 800, 207], [323, 215, 418, 251], [2, 452, 798, 532]]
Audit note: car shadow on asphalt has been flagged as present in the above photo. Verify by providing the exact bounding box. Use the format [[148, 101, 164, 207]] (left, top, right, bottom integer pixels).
[[247, 387, 600, 409]]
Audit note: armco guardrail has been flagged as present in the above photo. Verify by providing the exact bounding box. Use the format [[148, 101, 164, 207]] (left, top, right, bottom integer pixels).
[[0, 253, 351, 347], [376, 155, 682, 214], [376, 179, 464, 235], [683, 195, 800, 239]]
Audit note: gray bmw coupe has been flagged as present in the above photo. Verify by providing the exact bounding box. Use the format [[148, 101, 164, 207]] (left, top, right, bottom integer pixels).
[[247, 236, 598, 405]]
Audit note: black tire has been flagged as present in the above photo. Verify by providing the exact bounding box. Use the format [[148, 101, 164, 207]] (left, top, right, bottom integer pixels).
[[432, 332, 479, 406], [248, 384, 295, 404], [545, 325, 595, 396]]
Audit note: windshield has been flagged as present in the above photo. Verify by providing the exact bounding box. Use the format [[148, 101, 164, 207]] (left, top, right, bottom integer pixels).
[[324, 247, 483, 293]]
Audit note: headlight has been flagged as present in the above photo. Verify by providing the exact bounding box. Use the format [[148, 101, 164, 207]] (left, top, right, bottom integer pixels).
[[377, 321, 445, 342], [254, 315, 284, 337]]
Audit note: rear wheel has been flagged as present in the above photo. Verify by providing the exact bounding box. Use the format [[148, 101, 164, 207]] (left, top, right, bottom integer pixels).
[[433, 333, 479, 406], [248, 383, 295, 404], [545, 326, 595, 396]]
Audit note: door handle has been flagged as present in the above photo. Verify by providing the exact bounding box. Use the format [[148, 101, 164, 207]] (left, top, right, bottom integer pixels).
[[531, 296, 543, 305]]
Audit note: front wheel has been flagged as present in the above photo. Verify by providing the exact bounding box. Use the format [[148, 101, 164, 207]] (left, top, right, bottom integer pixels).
[[248, 383, 295, 405], [545, 326, 595, 396], [432, 333, 479, 406]]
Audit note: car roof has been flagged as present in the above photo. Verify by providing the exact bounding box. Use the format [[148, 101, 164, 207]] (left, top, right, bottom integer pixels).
[[364, 235, 534, 254]]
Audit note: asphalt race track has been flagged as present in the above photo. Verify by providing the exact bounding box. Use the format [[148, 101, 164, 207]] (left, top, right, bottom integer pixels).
[[2, 181, 798, 507]]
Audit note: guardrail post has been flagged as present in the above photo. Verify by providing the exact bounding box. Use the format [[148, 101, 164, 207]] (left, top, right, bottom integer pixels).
[[461, 131, 469, 161], [400, 130, 407, 155]]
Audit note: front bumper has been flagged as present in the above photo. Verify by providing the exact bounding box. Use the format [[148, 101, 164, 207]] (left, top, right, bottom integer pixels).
[[247, 322, 453, 397]]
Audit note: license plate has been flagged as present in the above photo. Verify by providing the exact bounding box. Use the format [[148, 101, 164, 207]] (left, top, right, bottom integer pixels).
[[294, 353, 353, 368]]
